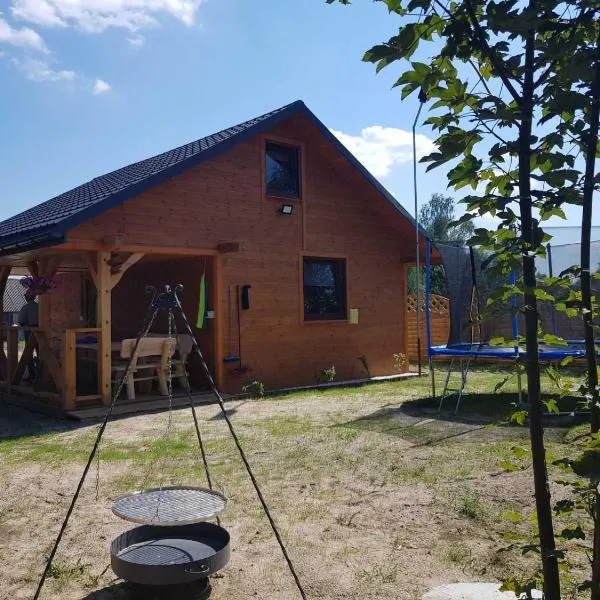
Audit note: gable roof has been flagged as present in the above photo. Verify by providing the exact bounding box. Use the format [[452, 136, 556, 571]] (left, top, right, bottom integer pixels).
[[0, 100, 425, 256], [3, 278, 27, 313]]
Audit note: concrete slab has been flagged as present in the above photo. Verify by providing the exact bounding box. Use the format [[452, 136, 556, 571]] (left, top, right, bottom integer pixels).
[[422, 583, 524, 600]]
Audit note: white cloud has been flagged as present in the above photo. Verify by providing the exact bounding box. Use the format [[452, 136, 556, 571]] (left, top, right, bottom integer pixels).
[[11, 0, 205, 33], [0, 15, 48, 52], [93, 78, 111, 94], [13, 56, 75, 81], [330, 126, 436, 178], [127, 33, 145, 46]]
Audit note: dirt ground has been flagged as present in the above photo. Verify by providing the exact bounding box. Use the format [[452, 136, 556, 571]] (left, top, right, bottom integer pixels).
[[0, 375, 592, 600]]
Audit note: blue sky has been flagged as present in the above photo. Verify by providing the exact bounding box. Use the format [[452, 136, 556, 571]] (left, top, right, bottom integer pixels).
[[0, 0, 592, 242]]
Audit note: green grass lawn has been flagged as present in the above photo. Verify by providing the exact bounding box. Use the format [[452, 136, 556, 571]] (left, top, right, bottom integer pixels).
[[0, 366, 595, 600]]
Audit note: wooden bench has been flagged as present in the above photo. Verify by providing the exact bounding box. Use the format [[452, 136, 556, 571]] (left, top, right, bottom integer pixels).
[[111, 337, 176, 400]]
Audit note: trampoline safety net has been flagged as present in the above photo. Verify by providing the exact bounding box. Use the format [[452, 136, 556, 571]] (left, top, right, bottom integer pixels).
[[429, 239, 600, 351]]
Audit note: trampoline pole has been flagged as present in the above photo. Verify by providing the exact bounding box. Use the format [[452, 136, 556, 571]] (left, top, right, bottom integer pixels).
[[547, 243, 558, 336], [413, 100, 424, 376], [425, 239, 433, 357], [426, 240, 437, 402], [510, 269, 519, 342]]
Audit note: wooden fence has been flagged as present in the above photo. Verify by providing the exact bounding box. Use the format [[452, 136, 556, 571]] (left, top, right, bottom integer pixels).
[[406, 294, 450, 361]]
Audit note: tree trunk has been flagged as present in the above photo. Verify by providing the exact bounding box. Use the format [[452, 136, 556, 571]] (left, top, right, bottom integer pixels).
[[519, 6, 561, 598], [583, 31, 600, 600], [582, 32, 600, 437]]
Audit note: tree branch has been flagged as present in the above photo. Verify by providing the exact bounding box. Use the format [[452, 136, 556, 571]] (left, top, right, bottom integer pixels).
[[459, 0, 523, 103]]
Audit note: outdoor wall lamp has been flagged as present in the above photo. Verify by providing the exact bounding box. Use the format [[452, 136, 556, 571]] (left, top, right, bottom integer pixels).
[[279, 204, 294, 216]]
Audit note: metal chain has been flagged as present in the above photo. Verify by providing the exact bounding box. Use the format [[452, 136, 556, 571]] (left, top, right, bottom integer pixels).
[[139, 311, 175, 488], [171, 316, 220, 526], [149, 309, 176, 522]]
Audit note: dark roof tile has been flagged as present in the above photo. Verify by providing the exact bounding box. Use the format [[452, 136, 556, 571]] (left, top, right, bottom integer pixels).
[[0, 100, 423, 253], [0, 101, 298, 242]]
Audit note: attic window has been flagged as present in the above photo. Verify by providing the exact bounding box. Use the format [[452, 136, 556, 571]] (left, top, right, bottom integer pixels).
[[265, 142, 300, 199]]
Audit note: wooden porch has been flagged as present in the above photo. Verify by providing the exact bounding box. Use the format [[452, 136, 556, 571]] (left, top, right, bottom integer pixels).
[[0, 245, 221, 415]]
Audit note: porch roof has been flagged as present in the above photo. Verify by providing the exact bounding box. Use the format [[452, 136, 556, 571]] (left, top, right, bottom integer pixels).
[[0, 100, 430, 257]]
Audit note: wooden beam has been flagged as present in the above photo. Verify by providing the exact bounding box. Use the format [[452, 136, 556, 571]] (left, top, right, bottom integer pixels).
[[96, 251, 112, 404], [63, 329, 76, 410], [217, 242, 240, 254], [214, 255, 224, 389], [57, 240, 219, 256], [85, 252, 98, 288], [41, 255, 62, 278], [11, 333, 35, 386], [110, 253, 144, 289], [35, 330, 63, 390], [26, 260, 38, 277], [5, 327, 18, 389]]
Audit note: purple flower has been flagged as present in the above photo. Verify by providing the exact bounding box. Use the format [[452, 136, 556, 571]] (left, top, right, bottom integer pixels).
[[20, 275, 59, 290]]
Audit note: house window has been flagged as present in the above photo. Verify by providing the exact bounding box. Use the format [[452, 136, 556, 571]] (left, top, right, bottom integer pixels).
[[265, 142, 300, 198], [303, 257, 347, 321]]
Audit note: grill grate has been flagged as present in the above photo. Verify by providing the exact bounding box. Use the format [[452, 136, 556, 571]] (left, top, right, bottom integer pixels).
[[118, 542, 193, 565], [112, 487, 227, 526]]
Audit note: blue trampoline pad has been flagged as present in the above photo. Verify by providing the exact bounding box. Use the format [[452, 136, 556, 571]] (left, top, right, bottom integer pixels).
[[429, 340, 595, 361]]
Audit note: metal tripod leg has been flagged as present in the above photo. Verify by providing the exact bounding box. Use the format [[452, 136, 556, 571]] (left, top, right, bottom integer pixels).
[[438, 357, 455, 412], [454, 358, 472, 414], [430, 357, 436, 401]]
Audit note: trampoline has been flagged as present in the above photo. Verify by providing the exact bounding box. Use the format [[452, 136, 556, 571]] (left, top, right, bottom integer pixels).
[[429, 341, 590, 361], [423, 239, 600, 413]]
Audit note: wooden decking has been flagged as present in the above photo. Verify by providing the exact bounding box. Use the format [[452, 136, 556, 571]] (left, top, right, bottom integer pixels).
[[66, 390, 220, 420]]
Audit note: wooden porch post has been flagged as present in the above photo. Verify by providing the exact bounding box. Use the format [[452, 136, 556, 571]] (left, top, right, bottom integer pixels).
[[0, 266, 10, 331], [97, 252, 112, 404], [0, 267, 11, 387], [214, 255, 224, 389], [0, 266, 10, 310]]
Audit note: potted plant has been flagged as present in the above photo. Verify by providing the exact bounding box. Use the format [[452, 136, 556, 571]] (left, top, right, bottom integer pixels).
[[20, 275, 58, 295]]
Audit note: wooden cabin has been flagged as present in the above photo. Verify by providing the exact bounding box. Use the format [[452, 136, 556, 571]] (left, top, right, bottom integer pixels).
[[0, 100, 431, 414]]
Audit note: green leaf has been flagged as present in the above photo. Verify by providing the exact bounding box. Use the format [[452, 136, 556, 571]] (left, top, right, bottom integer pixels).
[[534, 288, 554, 302], [541, 334, 567, 346], [512, 446, 527, 459], [500, 460, 520, 472], [504, 511, 522, 522], [543, 398, 560, 414], [510, 411, 527, 426]]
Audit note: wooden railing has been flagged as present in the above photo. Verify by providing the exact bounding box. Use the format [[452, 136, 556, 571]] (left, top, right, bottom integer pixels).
[[0, 325, 62, 397], [63, 328, 103, 410], [0, 326, 104, 410]]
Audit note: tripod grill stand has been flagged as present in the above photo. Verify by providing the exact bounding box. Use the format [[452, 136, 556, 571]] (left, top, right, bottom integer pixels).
[[33, 285, 307, 600]]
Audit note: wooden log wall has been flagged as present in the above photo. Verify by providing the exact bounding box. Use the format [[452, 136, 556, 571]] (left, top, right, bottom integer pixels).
[[67, 113, 421, 393]]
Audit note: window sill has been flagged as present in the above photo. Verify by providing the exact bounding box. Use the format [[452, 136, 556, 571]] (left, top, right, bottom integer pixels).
[[303, 318, 349, 325], [266, 193, 302, 202]]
